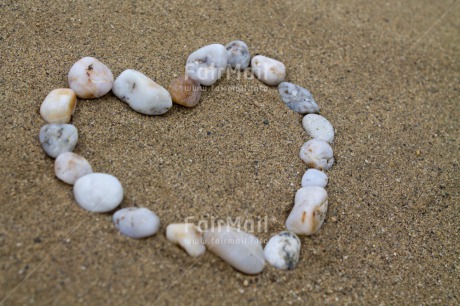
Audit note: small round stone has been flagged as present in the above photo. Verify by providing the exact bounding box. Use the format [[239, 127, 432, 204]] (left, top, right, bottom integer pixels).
[[278, 82, 319, 114], [186, 44, 227, 86], [68, 56, 114, 99], [264, 231, 301, 270], [73, 173, 123, 213], [302, 114, 334, 143], [225, 40, 250, 70], [112, 69, 172, 115], [39, 124, 78, 158], [40, 88, 77, 123], [251, 55, 285, 86], [54, 152, 93, 185], [113, 207, 160, 238], [299, 139, 334, 170], [167, 76, 202, 107], [301, 169, 328, 188]]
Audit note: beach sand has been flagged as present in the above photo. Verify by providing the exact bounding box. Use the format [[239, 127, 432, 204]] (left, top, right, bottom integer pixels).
[[0, 0, 459, 304]]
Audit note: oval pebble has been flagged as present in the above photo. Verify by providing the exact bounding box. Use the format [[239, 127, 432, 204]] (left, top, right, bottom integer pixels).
[[54, 152, 93, 185], [68, 57, 114, 99], [39, 123, 78, 158], [285, 186, 328, 235], [186, 44, 227, 86], [278, 82, 319, 114], [251, 55, 285, 86], [40, 88, 77, 123], [301, 169, 328, 188], [225, 40, 250, 70], [167, 75, 202, 107], [166, 223, 206, 257], [299, 139, 334, 171], [112, 69, 172, 115], [302, 114, 334, 143], [73, 173, 123, 213], [264, 231, 301, 270], [204, 225, 265, 274], [113, 207, 160, 238]]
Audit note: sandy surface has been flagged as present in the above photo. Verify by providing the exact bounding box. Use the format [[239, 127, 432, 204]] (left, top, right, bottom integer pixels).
[[1, 0, 459, 304]]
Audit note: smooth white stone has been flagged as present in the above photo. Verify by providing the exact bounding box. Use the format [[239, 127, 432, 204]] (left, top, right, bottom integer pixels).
[[251, 55, 285, 86], [39, 124, 78, 158], [204, 225, 265, 274], [301, 169, 328, 188], [264, 231, 301, 270], [113, 207, 160, 238], [225, 40, 250, 70], [302, 114, 334, 143], [40, 88, 77, 123], [285, 186, 328, 235], [299, 139, 334, 170], [166, 223, 206, 257], [74, 173, 123, 213], [54, 152, 93, 185], [68, 57, 114, 99], [278, 82, 319, 114], [112, 69, 172, 115], [185, 44, 227, 86]]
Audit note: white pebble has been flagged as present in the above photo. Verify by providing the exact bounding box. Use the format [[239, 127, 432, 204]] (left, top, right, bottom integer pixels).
[[251, 55, 285, 86], [226, 40, 250, 70], [54, 152, 93, 185], [40, 88, 77, 123], [278, 82, 319, 114], [299, 139, 334, 170], [112, 69, 172, 115], [73, 173, 123, 213], [39, 124, 78, 158], [302, 114, 334, 142], [264, 231, 301, 270], [113, 207, 160, 238], [204, 225, 265, 274], [68, 57, 114, 99], [285, 186, 328, 235], [166, 223, 206, 257], [186, 44, 227, 86], [301, 169, 328, 188]]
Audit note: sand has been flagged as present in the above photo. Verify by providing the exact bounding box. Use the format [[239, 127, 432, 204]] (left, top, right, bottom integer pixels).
[[1, 0, 459, 304]]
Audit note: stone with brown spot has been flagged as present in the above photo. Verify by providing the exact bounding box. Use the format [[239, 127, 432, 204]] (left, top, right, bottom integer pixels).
[[285, 186, 328, 235], [40, 88, 77, 123], [167, 76, 202, 107], [68, 57, 114, 99], [54, 152, 92, 185]]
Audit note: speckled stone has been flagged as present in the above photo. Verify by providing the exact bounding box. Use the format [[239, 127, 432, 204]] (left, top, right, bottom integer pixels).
[[264, 231, 301, 270], [278, 82, 319, 114], [39, 123, 78, 158], [68, 57, 114, 99], [225, 40, 250, 70]]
